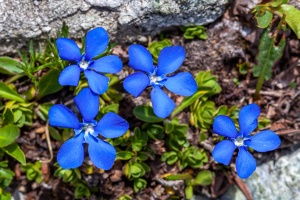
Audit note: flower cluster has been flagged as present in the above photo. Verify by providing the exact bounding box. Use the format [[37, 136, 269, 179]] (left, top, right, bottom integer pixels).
[[123, 44, 197, 118], [212, 104, 281, 178]]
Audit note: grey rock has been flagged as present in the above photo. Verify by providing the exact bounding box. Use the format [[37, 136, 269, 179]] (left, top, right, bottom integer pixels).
[[220, 146, 300, 200], [0, 0, 229, 55]]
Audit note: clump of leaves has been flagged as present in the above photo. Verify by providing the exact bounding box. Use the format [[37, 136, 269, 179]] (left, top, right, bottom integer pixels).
[[181, 26, 208, 40], [21, 161, 42, 183], [0, 160, 15, 200], [164, 170, 213, 199], [252, 26, 285, 100], [253, 0, 300, 38], [148, 39, 172, 63]]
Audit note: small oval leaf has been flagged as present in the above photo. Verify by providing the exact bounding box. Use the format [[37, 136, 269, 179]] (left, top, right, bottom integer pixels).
[[0, 82, 25, 102], [2, 142, 26, 165], [133, 105, 164, 123], [0, 125, 20, 147], [0, 57, 23, 75], [37, 70, 63, 99]]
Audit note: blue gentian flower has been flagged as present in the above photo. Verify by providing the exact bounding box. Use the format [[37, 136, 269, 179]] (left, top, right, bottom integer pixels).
[[49, 87, 129, 170], [212, 103, 281, 178], [123, 44, 197, 118], [56, 27, 122, 94]]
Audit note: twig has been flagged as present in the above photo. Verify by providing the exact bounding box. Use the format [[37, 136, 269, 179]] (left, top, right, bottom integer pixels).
[[40, 121, 53, 163]]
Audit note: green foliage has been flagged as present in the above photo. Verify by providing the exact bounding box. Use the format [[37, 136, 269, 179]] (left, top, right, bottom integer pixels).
[[164, 170, 213, 199], [133, 105, 164, 123], [148, 39, 172, 63], [161, 151, 178, 165], [37, 70, 63, 99], [21, 161, 42, 183], [0, 82, 25, 103], [131, 127, 148, 152], [117, 195, 132, 200], [237, 62, 250, 75], [0, 161, 14, 200], [172, 71, 221, 117], [133, 178, 147, 192], [0, 57, 23, 75], [253, 0, 300, 38], [1, 143, 26, 165], [3, 101, 34, 127], [179, 147, 208, 170], [164, 118, 189, 151], [181, 26, 208, 40], [253, 26, 286, 99], [142, 123, 164, 140]]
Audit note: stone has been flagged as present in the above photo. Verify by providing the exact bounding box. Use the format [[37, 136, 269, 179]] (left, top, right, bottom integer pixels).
[[0, 0, 229, 55], [220, 145, 300, 200]]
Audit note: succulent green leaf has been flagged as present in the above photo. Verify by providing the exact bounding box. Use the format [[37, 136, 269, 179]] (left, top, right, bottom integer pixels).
[[116, 151, 132, 160], [193, 170, 213, 186], [0, 82, 25, 103], [252, 27, 286, 80], [274, 4, 300, 38], [133, 105, 164, 123], [48, 126, 63, 141], [133, 178, 147, 192], [2, 143, 26, 165], [165, 173, 193, 181], [255, 10, 273, 28], [37, 70, 63, 99], [0, 57, 23, 75], [185, 185, 193, 200], [0, 125, 20, 147]]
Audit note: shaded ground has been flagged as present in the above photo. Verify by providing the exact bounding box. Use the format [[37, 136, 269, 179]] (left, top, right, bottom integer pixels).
[[4, 1, 300, 200]]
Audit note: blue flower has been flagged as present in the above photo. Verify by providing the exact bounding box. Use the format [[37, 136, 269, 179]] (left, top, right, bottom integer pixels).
[[48, 87, 129, 170], [56, 27, 123, 94], [212, 104, 281, 178], [123, 44, 197, 118]]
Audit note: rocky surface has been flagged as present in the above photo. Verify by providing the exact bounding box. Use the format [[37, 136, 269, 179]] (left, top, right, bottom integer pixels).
[[0, 0, 229, 55], [218, 145, 300, 200]]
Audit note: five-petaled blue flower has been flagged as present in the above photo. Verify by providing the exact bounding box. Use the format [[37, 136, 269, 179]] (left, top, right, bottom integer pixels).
[[212, 104, 281, 178], [56, 27, 122, 95], [123, 44, 197, 118], [49, 87, 129, 170]]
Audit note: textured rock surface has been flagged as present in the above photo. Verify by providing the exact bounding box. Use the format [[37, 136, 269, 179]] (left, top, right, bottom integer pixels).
[[219, 145, 300, 200], [0, 0, 229, 55]]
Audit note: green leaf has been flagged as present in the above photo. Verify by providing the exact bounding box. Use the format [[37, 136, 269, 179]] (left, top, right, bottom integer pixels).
[[133, 105, 164, 123], [0, 82, 25, 102], [48, 126, 63, 141], [193, 170, 213, 186], [275, 4, 300, 38], [0, 168, 14, 179], [165, 173, 193, 181], [252, 27, 286, 80], [185, 185, 193, 199], [116, 151, 132, 160], [0, 125, 20, 147], [37, 70, 63, 99], [255, 10, 273, 28], [2, 143, 26, 165], [0, 57, 23, 75]]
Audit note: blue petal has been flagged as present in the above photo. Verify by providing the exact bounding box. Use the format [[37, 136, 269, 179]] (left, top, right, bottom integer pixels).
[[123, 72, 149, 97], [212, 140, 235, 165], [90, 55, 122, 74], [56, 38, 81, 62], [164, 72, 197, 96], [150, 86, 175, 118], [84, 70, 109, 94], [88, 136, 116, 170], [247, 130, 281, 152], [57, 133, 84, 169], [94, 112, 129, 138], [58, 65, 81, 86], [156, 46, 185, 76], [239, 104, 260, 136], [85, 27, 109, 61], [128, 44, 154, 73], [213, 115, 239, 138], [74, 87, 99, 122], [236, 147, 256, 178], [49, 105, 80, 129]]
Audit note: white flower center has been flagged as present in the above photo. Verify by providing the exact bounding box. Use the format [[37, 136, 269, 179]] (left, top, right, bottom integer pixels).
[[149, 75, 165, 85], [79, 60, 89, 70], [83, 124, 95, 141], [234, 137, 245, 147]]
